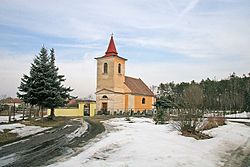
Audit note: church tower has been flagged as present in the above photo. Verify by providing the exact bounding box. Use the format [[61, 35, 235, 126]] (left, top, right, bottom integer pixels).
[[96, 35, 127, 92], [95, 35, 127, 113], [95, 35, 155, 115]]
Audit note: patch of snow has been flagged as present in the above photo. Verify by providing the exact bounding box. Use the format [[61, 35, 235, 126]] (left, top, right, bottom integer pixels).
[[63, 125, 72, 129], [0, 123, 25, 132], [72, 118, 83, 121], [225, 112, 250, 118], [66, 122, 88, 140], [0, 153, 16, 166], [48, 118, 250, 167], [227, 119, 250, 123], [10, 126, 50, 137], [0, 114, 24, 123], [0, 123, 50, 137], [35, 115, 48, 121]]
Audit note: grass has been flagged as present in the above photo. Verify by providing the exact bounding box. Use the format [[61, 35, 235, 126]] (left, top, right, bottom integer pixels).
[[0, 129, 18, 145], [20, 116, 80, 127], [0, 116, 82, 145], [0, 110, 9, 116], [202, 117, 226, 131]]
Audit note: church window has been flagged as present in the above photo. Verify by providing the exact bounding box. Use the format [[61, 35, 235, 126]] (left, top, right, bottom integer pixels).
[[102, 95, 108, 99], [118, 63, 121, 74], [104, 63, 108, 74], [142, 97, 145, 104]]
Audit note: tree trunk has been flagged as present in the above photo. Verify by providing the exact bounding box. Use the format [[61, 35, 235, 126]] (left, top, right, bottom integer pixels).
[[36, 106, 40, 118], [41, 106, 44, 121], [13, 103, 16, 120], [22, 104, 25, 120], [33, 105, 36, 118], [29, 105, 32, 119], [50, 108, 55, 120]]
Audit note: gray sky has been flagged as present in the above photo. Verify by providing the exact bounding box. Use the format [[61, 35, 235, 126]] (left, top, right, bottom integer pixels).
[[0, 0, 250, 98]]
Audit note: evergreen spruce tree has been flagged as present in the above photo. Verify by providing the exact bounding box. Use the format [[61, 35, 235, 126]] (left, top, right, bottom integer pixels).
[[17, 74, 34, 118], [34, 47, 52, 113], [153, 107, 166, 124], [17, 46, 73, 120], [46, 48, 73, 119]]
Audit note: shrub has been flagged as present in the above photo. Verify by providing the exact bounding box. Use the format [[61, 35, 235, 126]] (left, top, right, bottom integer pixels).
[[200, 117, 226, 131], [130, 110, 134, 116], [181, 130, 212, 140], [153, 108, 169, 124], [172, 109, 204, 133]]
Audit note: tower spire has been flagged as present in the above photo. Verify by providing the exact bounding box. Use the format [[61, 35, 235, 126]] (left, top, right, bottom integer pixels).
[[105, 34, 118, 56]]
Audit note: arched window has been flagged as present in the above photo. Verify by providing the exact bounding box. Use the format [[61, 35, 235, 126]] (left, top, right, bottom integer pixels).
[[118, 63, 121, 74], [104, 63, 108, 74], [142, 98, 145, 104], [102, 95, 108, 99]]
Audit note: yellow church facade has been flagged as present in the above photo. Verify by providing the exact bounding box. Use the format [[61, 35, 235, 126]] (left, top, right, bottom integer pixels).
[[95, 36, 156, 114]]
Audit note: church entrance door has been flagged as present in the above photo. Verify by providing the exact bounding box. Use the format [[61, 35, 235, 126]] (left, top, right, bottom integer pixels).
[[102, 102, 108, 114]]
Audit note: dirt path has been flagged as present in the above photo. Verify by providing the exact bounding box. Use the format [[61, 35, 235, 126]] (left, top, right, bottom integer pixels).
[[0, 118, 105, 167]]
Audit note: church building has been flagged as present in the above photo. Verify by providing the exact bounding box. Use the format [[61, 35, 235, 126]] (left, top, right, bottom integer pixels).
[[95, 35, 155, 114]]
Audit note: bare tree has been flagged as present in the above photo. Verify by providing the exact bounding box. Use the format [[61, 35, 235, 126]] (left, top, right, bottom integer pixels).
[[183, 84, 203, 109], [173, 84, 204, 134]]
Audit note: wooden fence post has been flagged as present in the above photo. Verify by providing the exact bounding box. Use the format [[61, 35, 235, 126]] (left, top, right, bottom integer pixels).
[[8, 105, 11, 122]]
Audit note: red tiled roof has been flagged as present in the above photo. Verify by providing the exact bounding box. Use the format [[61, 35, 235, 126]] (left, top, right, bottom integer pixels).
[[67, 99, 77, 105], [105, 35, 118, 57], [124, 76, 154, 96], [2, 98, 22, 103]]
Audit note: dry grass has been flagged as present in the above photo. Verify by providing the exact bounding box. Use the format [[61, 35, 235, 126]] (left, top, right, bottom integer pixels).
[[20, 116, 79, 127], [181, 130, 212, 140], [202, 117, 226, 131], [0, 129, 18, 144], [0, 110, 9, 116], [0, 116, 82, 145]]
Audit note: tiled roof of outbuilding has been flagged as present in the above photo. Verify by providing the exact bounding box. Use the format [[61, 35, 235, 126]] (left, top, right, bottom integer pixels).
[[1, 98, 22, 103]]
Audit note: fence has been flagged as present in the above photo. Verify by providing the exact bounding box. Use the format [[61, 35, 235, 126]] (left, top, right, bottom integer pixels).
[[96, 108, 156, 116]]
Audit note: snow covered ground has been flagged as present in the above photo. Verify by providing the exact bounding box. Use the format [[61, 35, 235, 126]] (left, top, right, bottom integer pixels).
[[0, 114, 24, 123], [227, 119, 250, 123], [225, 112, 250, 123], [225, 111, 250, 118], [66, 123, 88, 141], [0, 123, 50, 137], [48, 117, 250, 167]]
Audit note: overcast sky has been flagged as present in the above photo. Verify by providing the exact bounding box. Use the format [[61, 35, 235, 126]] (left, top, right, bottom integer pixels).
[[0, 0, 250, 98]]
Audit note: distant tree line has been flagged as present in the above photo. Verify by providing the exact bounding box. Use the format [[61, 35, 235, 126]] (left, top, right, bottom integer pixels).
[[154, 73, 249, 138], [157, 72, 250, 112]]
